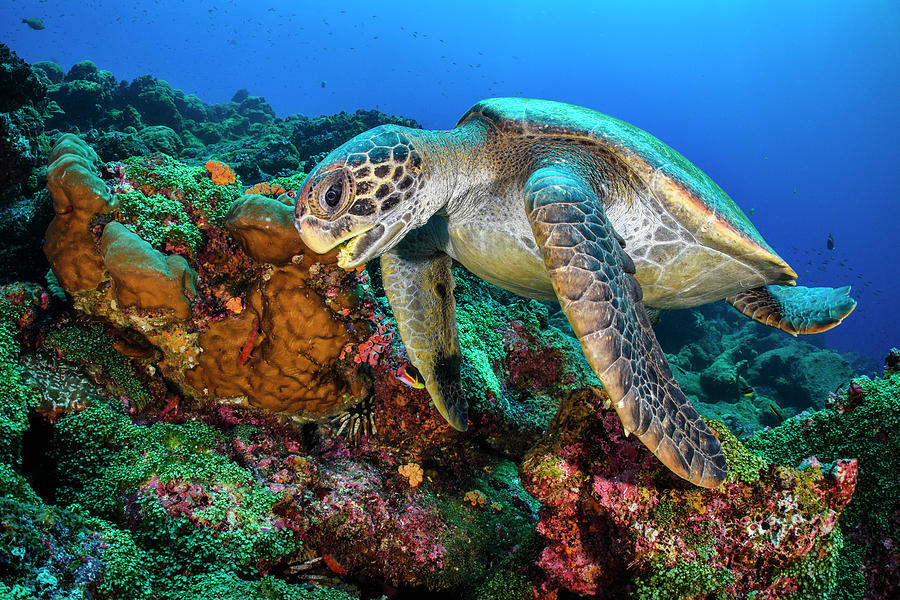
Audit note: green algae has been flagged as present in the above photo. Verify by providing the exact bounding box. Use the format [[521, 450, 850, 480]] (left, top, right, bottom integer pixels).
[[420, 457, 539, 593], [270, 171, 308, 192], [828, 538, 867, 600], [0, 462, 152, 599], [0, 284, 42, 467], [776, 525, 844, 600], [452, 266, 598, 437], [746, 372, 900, 599], [116, 188, 203, 254], [633, 553, 735, 600], [50, 402, 306, 599], [707, 418, 767, 484], [746, 374, 900, 533], [122, 153, 241, 227], [184, 570, 356, 600], [453, 269, 507, 400], [42, 322, 152, 410], [473, 570, 532, 600]]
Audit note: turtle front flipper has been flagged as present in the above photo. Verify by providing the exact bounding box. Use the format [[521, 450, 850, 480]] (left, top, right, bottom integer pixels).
[[525, 165, 727, 488], [381, 224, 467, 431], [727, 285, 856, 335]]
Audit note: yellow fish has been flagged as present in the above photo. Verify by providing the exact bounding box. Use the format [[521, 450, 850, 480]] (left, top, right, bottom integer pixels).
[[768, 404, 784, 422], [396, 363, 425, 389]]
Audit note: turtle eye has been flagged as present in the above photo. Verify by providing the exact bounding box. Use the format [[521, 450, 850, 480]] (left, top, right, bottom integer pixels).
[[324, 182, 342, 207], [318, 172, 348, 212]]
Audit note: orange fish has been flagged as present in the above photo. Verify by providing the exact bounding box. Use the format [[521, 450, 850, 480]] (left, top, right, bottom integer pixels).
[[322, 554, 347, 576], [396, 363, 425, 389]]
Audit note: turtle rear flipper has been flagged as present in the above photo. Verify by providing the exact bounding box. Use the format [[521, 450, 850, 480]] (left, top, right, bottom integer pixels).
[[525, 165, 727, 488], [727, 285, 857, 335]]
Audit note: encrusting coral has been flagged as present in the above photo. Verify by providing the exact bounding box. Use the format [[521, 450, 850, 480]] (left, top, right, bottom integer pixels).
[[746, 362, 900, 600], [520, 387, 856, 600]]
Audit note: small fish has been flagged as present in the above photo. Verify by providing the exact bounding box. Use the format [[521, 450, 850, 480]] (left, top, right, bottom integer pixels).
[[396, 363, 425, 389], [768, 404, 784, 422], [238, 319, 260, 367], [748, 208, 755, 216], [22, 17, 45, 30], [322, 553, 348, 576], [320, 80, 326, 88], [826, 232, 834, 250], [740, 386, 755, 397]]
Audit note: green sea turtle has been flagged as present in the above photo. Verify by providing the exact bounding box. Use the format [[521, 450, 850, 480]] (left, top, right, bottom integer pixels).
[[293, 98, 856, 488]]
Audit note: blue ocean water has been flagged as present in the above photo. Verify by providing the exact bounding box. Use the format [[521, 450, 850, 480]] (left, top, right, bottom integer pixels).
[[2, 0, 898, 362]]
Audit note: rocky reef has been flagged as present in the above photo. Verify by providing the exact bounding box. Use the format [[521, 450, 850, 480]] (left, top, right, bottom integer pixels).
[[0, 43, 420, 286], [746, 363, 900, 599], [654, 301, 878, 437], [31, 58, 421, 181], [0, 45, 54, 282], [1, 46, 897, 599]]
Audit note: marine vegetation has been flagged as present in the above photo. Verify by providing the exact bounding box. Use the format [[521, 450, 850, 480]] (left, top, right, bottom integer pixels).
[[747, 366, 900, 599]]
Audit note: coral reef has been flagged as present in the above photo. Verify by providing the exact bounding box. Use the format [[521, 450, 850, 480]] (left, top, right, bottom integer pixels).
[[520, 386, 856, 599], [0, 50, 417, 282], [42, 135, 371, 418], [0, 44, 54, 282], [1, 48, 896, 598], [7, 228, 884, 599], [0, 275, 546, 598], [33, 59, 421, 181], [0, 282, 48, 466], [747, 360, 900, 599], [654, 301, 877, 435]]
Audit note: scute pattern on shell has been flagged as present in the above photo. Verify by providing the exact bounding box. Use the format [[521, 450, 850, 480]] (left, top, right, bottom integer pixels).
[[459, 97, 772, 250]]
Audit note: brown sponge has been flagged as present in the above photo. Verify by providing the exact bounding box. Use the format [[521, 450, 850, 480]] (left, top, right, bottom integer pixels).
[[44, 134, 114, 291], [43, 135, 366, 418]]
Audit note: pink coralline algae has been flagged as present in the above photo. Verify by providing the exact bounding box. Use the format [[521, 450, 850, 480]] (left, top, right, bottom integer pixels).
[[206, 407, 523, 591], [521, 387, 857, 599]]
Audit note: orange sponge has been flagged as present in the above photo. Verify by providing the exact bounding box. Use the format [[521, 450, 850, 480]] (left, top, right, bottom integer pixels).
[[205, 160, 236, 185], [244, 182, 286, 197]]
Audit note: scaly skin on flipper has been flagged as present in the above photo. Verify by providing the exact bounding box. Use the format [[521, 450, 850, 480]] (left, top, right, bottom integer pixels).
[[381, 226, 466, 431], [525, 166, 727, 488], [726, 285, 857, 335]]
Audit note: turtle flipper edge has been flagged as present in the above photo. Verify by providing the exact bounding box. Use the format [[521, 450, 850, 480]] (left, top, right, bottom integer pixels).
[[525, 165, 727, 488], [381, 227, 467, 431], [727, 285, 856, 335]]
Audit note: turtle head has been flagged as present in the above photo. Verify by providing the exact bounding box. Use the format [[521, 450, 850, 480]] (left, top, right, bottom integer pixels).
[[294, 125, 426, 269]]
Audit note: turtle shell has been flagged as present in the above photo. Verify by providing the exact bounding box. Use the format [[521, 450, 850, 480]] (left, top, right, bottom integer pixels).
[[457, 98, 796, 285]]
